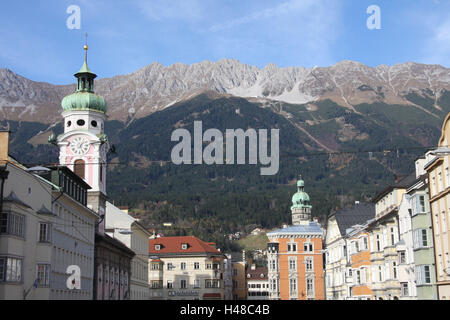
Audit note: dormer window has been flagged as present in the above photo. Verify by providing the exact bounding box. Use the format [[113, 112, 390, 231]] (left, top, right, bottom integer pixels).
[[181, 243, 188, 250], [155, 244, 161, 250]]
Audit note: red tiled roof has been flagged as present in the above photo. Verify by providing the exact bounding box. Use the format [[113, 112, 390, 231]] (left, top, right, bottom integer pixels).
[[149, 236, 222, 255]]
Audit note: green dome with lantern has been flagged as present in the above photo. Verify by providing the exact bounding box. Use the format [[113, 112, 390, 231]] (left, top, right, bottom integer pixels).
[[61, 44, 107, 113], [291, 175, 312, 210]]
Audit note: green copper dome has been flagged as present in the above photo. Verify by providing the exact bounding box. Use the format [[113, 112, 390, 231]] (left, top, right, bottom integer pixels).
[[291, 176, 311, 210], [62, 91, 107, 113], [61, 45, 107, 113]]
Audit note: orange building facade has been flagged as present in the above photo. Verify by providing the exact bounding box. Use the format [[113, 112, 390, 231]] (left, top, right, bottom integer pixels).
[[346, 227, 372, 300], [267, 177, 325, 300]]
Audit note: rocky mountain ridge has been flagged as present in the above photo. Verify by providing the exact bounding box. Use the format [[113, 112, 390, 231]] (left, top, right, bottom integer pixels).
[[1, 59, 450, 123]]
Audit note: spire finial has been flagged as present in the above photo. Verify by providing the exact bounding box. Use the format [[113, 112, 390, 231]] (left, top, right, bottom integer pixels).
[[83, 33, 88, 63]]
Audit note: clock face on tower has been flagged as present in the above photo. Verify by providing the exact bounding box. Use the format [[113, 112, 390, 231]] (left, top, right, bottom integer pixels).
[[70, 137, 90, 155]]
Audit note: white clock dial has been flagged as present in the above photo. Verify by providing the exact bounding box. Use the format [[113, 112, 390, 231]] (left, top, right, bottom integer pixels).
[[70, 137, 90, 155]]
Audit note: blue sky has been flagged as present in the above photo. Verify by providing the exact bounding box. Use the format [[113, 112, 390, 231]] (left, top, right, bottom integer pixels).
[[1, 0, 450, 84]]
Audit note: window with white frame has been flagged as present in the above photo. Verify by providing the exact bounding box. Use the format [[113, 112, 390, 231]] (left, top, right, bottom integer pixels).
[[36, 264, 50, 286], [38, 223, 51, 243], [0, 212, 25, 238], [401, 282, 409, 296], [413, 229, 429, 249], [194, 262, 200, 270], [271, 278, 277, 291], [362, 237, 368, 250], [376, 234, 381, 251], [356, 270, 361, 284], [270, 259, 276, 271], [194, 279, 200, 288], [289, 278, 297, 294], [289, 257, 297, 271], [416, 265, 432, 285], [390, 227, 396, 246], [378, 265, 383, 282], [304, 242, 313, 252], [305, 257, 313, 272], [361, 267, 368, 284], [306, 278, 314, 296], [347, 268, 352, 279], [398, 251, 406, 264], [418, 195, 426, 213], [0, 257, 22, 282], [287, 241, 297, 252], [393, 262, 398, 279], [180, 262, 186, 270]]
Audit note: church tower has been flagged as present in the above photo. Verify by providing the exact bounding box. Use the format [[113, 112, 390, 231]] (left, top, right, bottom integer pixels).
[[291, 175, 312, 225], [53, 43, 109, 229]]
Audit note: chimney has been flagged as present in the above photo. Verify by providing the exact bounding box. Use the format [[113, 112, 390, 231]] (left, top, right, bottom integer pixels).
[[0, 131, 10, 163], [251, 264, 256, 270]]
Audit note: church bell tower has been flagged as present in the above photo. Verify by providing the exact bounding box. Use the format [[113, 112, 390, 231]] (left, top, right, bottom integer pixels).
[[52, 42, 109, 231]]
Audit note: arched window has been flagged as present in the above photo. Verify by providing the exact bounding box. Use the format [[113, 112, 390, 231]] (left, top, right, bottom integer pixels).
[[74, 159, 85, 180]]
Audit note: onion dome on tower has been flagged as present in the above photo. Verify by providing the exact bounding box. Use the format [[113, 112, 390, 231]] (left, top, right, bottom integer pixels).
[[291, 175, 312, 225], [61, 44, 107, 113]]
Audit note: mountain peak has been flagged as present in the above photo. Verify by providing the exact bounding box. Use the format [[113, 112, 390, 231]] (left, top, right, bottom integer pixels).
[[2, 60, 450, 123]]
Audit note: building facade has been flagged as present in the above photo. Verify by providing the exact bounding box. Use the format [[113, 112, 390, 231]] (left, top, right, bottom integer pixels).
[[148, 236, 226, 300], [267, 176, 325, 300], [246, 265, 269, 300], [324, 202, 375, 300], [231, 252, 247, 300], [346, 224, 372, 300], [52, 45, 136, 300], [0, 146, 55, 299], [368, 174, 416, 300], [105, 202, 151, 300], [0, 132, 98, 300], [425, 113, 450, 300]]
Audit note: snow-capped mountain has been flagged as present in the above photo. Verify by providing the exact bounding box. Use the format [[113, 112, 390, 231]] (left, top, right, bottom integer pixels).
[[1, 59, 450, 123]]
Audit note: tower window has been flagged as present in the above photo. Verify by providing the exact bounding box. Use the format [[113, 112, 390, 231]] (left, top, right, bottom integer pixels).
[[77, 119, 85, 126], [67, 121, 72, 127], [91, 120, 97, 128], [74, 159, 86, 180]]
